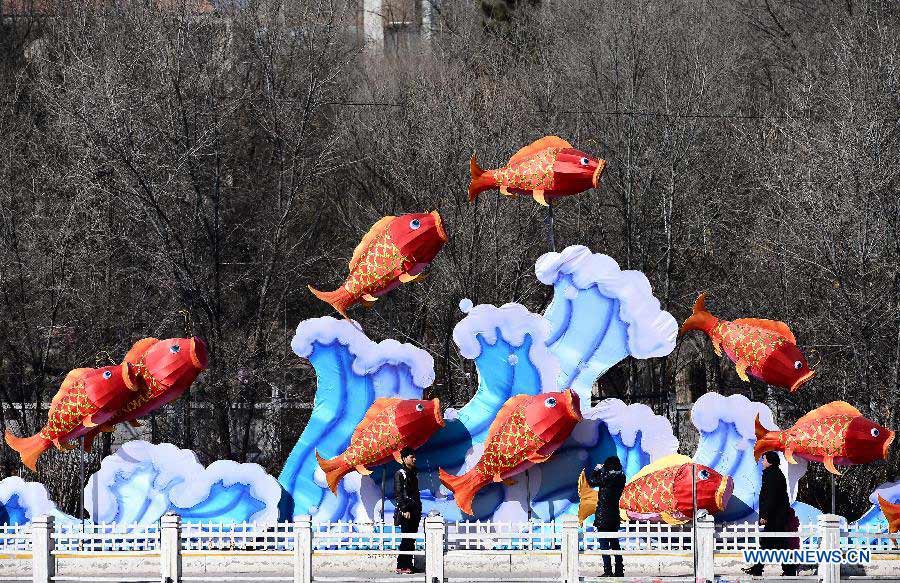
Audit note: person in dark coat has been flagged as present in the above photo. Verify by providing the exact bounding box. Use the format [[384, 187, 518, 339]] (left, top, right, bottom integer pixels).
[[587, 456, 627, 577], [394, 447, 422, 574], [744, 451, 797, 576]]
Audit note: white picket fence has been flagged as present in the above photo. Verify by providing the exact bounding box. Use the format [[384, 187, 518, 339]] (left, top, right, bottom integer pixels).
[[0, 514, 898, 582]]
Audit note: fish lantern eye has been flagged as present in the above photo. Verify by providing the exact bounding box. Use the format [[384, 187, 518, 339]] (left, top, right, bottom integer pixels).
[[580, 157, 590, 166], [544, 397, 557, 408], [103, 370, 112, 379], [871, 428, 880, 438], [698, 469, 710, 480], [415, 403, 424, 412], [169, 345, 181, 354], [409, 219, 421, 230], [794, 361, 803, 370]]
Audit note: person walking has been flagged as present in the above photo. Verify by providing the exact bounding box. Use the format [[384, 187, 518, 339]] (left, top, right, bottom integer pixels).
[[743, 451, 797, 577], [587, 456, 627, 578], [394, 447, 422, 574]]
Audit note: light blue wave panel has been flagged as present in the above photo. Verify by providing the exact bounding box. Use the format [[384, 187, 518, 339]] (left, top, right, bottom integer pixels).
[[280, 317, 434, 522], [693, 422, 761, 522], [85, 442, 282, 525], [418, 302, 564, 521], [535, 246, 677, 405], [690, 392, 817, 524], [174, 482, 267, 523], [0, 476, 73, 526]]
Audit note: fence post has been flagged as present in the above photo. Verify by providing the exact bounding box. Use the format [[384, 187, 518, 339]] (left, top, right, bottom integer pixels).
[[293, 515, 312, 583], [31, 514, 55, 583], [160, 513, 182, 583], [818, 514, 841, 583], [560, 514, 579, 583], [424, 514, 445, 583], [695, 513, 716, 583]]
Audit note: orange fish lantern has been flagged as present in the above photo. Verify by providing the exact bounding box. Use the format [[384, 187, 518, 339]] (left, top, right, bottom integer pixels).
[[439, 390, 582, 515], [315, 398, 445, 493], [308, 211, 447, 319], [4, 364, 138, 471], [81, 336, 209, 450], [576, 454, 733, 525], [468, 136, 606, 206], [754, 402, 894, 475], [877, 496, 900, 545], [680, 293, 815, 392]]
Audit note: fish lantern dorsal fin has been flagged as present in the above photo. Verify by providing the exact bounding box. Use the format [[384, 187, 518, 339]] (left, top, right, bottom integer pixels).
[[349, 216, 396, 271], [484, 394, 531, 445], [124, 338, 160, 364], [577, 469, 599, 524], [51, 368, 93, 409], [507, 136, 573, 166], [796, 401, 862, 426], [351, 397, 400, 443], [628, 453, 693, 483], [732, 318, 797, 343]]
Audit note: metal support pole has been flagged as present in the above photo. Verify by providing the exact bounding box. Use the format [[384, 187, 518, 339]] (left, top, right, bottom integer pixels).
[[381, 469, 386, 523], [525, 469, 532, 521], [545, 202, 556, 252], [831, 473, 836, 514], [78, 435, 85, 535], [692, 462, 698, 582]]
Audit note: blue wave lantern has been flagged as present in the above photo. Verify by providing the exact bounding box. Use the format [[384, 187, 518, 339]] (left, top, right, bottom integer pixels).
[[536, 245, 678, 404], [85, 441, 282, 524], [0, 477, 72, 526]]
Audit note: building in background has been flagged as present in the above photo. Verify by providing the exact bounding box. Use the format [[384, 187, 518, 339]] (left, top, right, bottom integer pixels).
[[357, 0, 437, 52]]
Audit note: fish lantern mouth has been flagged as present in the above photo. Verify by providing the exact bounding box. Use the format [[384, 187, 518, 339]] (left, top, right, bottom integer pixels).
[[592, 159, 607, 189], [716, 476, 734, 511], [884, 431, 895, 459], [790, 369, 815, 392], [431, 210, 447, 242], [432, 398, 445, 428], [190, 337, 209, 370], [564, 389, 582, 421]]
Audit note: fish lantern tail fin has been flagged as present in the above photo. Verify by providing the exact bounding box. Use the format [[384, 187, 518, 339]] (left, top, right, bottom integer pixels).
[[753, 414, 777, 461], [307, 285, 353, 320], [468, 153, 495, 202], [315, 450, 352, 494], [4, 430, 51, 472], [878, 495, 900, 533], [679, 292, 717, 337], [438, 467, 481, 516]]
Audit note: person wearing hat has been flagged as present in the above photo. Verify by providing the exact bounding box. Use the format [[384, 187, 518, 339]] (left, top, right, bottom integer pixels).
[[743, 451, 797, 577], [394, 447, 422, 574], [587, 455, 626, 578]]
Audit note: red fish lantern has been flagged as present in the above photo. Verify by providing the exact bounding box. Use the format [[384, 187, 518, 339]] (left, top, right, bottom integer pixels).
[[877, 496, 900, 545], [4, 364, 138, 470], [316, 398, 445, 493], [468, 136, 606, 206], [680, 293, 815, 392], [439, 390, 582, 515], [81, 337, 209, 450], [577, 454, 733, 525], [754, 402, 894, 475], [308, 211, 447, 319]]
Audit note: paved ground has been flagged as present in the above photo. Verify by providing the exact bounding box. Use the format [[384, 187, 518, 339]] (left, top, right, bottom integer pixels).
[[3, 554, 899, 581]]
